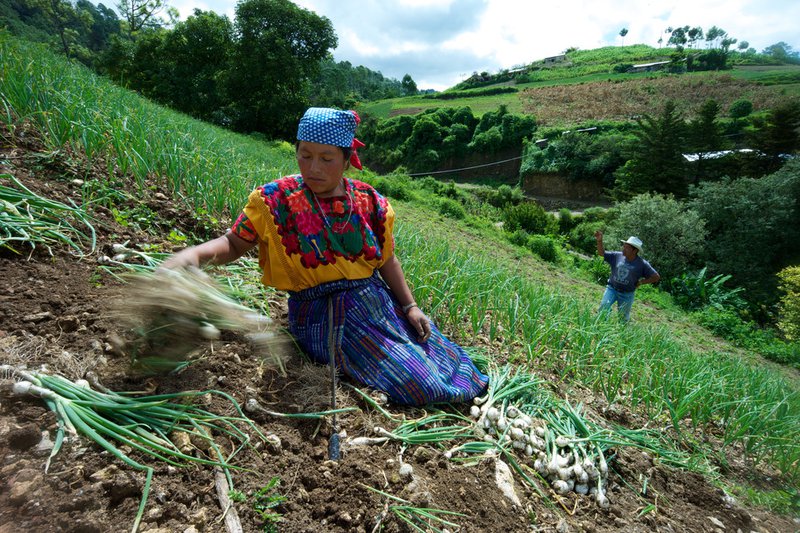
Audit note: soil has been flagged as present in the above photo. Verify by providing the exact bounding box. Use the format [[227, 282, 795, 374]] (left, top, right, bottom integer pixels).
[[2, 123, 799, 533]]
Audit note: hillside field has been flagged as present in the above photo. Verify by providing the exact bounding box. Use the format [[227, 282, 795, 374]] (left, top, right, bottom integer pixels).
[[2, 35, 799, 533], [360, 64, 800, 127]]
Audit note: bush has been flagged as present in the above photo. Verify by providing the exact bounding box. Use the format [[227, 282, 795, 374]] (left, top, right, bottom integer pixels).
[[728, 98, 753, 119], [777, 265, 800, 341], [417, 176, 444, 194], [507, 229, 530, 247], [370, 176, 413, 201], [528, 234, 560, 262], [557, 208, 576, 234], [440, 181, 465, 201], [581, 256, 611, 285], [568, 220, 605, 256], [695, 308, 800, 368], [608, 193, 707, 284], [581, 206, 613, 223], [695, 307, 753, 341], [486, 184, 524, 208], [669, 267, 746, 311], [439, 198, 466, 219], [502, 201, 557, 235]]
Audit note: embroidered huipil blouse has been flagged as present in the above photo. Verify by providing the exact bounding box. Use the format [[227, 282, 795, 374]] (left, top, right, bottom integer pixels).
[[230, 175, 394, 292]]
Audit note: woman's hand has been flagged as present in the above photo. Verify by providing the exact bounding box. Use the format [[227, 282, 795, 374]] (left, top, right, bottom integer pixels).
[[406, 306, 431, 343], [160, 248, 201, 270]]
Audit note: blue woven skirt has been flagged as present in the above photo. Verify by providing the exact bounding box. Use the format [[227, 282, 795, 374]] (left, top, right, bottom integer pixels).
[[287, 273, 488, 406]]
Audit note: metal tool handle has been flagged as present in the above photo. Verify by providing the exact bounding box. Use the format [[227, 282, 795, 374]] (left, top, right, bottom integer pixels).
[[327, 296, 340, 461]]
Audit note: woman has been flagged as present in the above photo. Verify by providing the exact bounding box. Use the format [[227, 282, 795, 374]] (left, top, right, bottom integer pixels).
[[163, 107, 488, 406]]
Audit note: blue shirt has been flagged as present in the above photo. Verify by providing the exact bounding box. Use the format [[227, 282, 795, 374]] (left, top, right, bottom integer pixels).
[[604, 251, 657, 293]]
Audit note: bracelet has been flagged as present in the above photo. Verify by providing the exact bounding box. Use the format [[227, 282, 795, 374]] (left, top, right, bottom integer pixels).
[[401, 302, 418, 314]]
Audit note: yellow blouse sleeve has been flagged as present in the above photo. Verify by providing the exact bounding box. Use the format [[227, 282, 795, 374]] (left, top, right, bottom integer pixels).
[[376, 201, 395, 267]]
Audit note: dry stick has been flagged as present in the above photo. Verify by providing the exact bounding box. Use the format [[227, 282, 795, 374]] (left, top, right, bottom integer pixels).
[[214, 467, 243, 533]]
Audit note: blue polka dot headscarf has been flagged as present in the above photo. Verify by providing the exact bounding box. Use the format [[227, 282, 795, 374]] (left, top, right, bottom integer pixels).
[[297, 107, 365, 169], [296, 107, 357, 147]]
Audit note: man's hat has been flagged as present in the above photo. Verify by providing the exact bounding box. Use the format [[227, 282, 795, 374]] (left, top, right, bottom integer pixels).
[[620, 236, 643, 251]]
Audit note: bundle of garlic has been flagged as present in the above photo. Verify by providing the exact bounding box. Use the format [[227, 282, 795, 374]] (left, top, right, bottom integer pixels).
[[467, 396, 611, 508], [98, 241, 162, 268], [115, 266, 281, 373]]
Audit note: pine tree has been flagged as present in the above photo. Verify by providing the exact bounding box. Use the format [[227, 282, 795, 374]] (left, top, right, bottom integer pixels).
[[614, 101, 688, 197]]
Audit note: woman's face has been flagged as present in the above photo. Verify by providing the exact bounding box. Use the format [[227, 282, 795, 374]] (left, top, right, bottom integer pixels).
[[296, 141, 348, 197]]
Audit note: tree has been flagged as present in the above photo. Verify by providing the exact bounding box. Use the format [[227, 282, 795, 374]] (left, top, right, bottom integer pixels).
[[159, 9, 233, 122], [728, 99, 752, 119], [402, 116, 445, 169], [686, 99, 724, 182], [522, 132, 632, 188], [687, 26, 703, 48], [720, 36, 737, 52], [619, 27, 628, 46], [667, 25, 688, 49], [27, 0, 93, 57], [127, 28, 168, 96], [224, 0, 336, 138], [614, 101, 687, 197], [690, 160, 800, 314], [116, 0, 173, 37], [749, 100, 800, 172], [76, 0, 121, 53], [762, 42, 800, 64], [308, 60, 406, 107], [401, 74, 418, 96], [704, 26, 725, 48], [98, 33, 135, 83]]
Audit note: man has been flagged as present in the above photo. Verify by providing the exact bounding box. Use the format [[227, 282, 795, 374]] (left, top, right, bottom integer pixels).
[[594, 231, 660, 322]]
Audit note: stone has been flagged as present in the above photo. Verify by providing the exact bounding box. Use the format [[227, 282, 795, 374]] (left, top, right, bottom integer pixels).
[[494, 458, 521, 507], [707, 516, 725, 529]]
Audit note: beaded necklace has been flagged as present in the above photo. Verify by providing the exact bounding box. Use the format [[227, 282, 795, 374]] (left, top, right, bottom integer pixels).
[[308, 180, 353, 234]]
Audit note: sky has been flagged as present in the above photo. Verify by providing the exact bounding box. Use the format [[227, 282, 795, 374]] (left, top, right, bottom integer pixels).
[[168, 0, 800, 91]]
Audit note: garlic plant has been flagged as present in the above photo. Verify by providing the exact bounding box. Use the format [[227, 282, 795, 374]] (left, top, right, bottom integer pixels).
[[467, 396, 611, 508], [115, 267, 278, 373]]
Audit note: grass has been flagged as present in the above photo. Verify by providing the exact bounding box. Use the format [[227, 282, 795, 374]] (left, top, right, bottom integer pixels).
[[3, 30, 799, 502]]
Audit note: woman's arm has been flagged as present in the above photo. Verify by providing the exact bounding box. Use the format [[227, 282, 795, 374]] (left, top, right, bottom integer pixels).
[[161, 232, 257, 269], [378, 255, 431, 342]]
